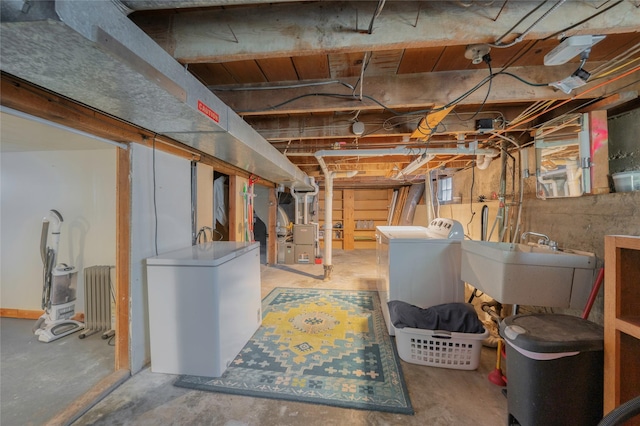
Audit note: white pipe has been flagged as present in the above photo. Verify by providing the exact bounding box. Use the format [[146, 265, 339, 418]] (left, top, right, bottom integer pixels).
[[314, 146, 499, 180], [476, 155, 493, 170], [324, 171, 334, 279], [315, 154, 358, 280], [303, 177, 319, 225], [488, 131, 520, 149], [314, 146, 499, 158], [314, 146, 408, 157], [426, 171, 436, 222], [290, 182, 300, 224], [513, 150, 526, 242]]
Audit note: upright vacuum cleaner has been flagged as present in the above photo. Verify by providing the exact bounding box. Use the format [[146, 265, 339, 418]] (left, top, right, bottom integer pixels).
[[33, 209, 84, 342]]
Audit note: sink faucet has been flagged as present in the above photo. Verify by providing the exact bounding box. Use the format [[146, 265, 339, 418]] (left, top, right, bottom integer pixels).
[[521, 231, 550, 245], [196, 226, 214, 243]]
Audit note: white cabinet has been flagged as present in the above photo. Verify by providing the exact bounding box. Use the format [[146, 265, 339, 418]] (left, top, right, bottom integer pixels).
[[146, 242, 261, 377]]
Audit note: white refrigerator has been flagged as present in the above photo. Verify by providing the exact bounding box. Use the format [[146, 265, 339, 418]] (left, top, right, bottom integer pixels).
[[146, 241, 261, 377]]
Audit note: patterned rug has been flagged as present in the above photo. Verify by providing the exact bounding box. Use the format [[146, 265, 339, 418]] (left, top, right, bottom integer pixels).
[[174, 287, 413, 414]]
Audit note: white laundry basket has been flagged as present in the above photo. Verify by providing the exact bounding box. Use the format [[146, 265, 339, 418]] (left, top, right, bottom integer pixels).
[[395, 327, 488, 370]]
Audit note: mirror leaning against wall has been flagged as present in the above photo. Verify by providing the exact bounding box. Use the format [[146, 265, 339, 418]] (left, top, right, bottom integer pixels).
[[535, 113, 592, 199]]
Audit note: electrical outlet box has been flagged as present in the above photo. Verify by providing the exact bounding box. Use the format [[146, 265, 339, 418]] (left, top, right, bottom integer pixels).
[[476, 119, 494, 133]]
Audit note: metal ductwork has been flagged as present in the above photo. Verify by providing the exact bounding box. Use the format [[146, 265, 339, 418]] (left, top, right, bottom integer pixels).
[[119, 0, 307, 10], [0, 0, 312, 189]]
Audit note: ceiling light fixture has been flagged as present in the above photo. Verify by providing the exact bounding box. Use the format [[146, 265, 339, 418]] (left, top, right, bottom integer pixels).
[[543, 34, 606, 66], [465, 44, 491, 65], [351, 121, 365, 136], [549, 68, 591, 94]]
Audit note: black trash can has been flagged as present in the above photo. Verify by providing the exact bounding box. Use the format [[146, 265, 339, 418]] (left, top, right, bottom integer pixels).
[[500, 313, 604, 426]]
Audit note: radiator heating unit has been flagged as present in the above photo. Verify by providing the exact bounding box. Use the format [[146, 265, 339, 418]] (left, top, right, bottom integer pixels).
[[79, 265, 115, 339]]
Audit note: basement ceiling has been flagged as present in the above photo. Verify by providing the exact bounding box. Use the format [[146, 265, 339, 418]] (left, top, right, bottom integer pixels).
[[3, 1, 640, 188], [125, 0, 640, 187]]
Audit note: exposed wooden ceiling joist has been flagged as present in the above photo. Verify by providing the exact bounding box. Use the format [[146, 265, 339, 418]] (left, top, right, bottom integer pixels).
[[131, 1, 640, 63]]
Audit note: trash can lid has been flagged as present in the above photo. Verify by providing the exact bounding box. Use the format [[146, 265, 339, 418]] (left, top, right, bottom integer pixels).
[[500, 313, 603, 353]]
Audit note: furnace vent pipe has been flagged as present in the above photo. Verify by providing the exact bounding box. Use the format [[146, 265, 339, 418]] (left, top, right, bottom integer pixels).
[[476, 155, 494, 170], [315, 154, 357, 280]]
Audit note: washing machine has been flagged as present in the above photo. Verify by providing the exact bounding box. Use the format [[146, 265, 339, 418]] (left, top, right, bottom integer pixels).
[[376, 218, 465, 335]]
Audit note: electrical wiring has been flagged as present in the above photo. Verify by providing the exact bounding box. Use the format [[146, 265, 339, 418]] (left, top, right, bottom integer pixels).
[[211, 80, 355, 91], [531, 77, 640, 126], [490, 0, 549, 47], [491, 0, 567, 48], [382, 114, 423, 131], [509, 100, 555, 127], [589, 42, 640, 77], [152, 136, 158, 256], [466, 161, 476, 237], [499, 71, 549, 87], [352, 51, 372, 99], [367, 0, 387, 34], [451, 110, 507, 128], [463, 55, 493, 121], [542, 0, 624, 42], [493, 65, 640, 135], [237, 65, 548, 120], [592, 56, 640, 80], [489, 131, 521, 149]]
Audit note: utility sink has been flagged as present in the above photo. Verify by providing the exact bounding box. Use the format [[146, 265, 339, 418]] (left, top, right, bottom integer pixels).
[[461, 240, 597, 308]]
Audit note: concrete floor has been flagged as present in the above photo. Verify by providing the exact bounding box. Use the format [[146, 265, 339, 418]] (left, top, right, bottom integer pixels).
[[73, 249, 508, 425], [0, 317, 114, 426]]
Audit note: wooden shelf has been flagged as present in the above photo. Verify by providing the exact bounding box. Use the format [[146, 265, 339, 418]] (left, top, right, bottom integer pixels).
[[604, 235, 640, 424], [616, 317, 640, 340], [319, 188, 391, 251]]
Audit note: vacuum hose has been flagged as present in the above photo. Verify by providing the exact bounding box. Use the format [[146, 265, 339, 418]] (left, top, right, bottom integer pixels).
[[49, 209, 63, 229], [40, 209, 63, 310], [40, 220, 49, 264]]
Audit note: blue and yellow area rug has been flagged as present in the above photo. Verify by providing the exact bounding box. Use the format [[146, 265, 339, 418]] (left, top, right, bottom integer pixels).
[[174, 287, 414, 414]]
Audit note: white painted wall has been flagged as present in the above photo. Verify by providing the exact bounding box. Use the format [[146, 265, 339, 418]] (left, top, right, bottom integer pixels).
[[130, 144, 191, 373], [0, 149, 116, 312]]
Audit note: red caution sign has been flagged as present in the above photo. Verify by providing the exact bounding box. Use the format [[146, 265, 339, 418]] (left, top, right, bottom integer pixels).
[[197, 100, 219, 123]]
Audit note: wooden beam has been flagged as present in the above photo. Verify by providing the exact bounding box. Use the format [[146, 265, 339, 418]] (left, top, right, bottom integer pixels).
[[0, 309, 42, 319], [0, 74, 275, 185], [115, 147, 131, 371], [47, 369, 130, 426], [248, 111, 491, 140], [343, 189, 355, 251], [268, 187, 277, 265], [229, 176, 240, 242], [133, 2, 640, 62], [578, 91, 639, 113], [215, 64, 602, 116]]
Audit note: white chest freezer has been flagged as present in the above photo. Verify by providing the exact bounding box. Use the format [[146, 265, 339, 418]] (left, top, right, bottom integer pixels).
[[376, 219, 465, 335], [146, 241, 261, 377]]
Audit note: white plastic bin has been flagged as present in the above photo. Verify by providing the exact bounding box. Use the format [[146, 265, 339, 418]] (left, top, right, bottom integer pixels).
[[395, 327, 488, 370], [612, 170, 640, 192]]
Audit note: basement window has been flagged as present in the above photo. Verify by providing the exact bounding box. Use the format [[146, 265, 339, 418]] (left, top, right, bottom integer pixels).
[[439, 176, 453, 203]]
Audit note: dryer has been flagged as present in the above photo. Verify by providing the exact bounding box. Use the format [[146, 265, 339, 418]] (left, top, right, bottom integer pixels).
[[376, 218, 464, 335]]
